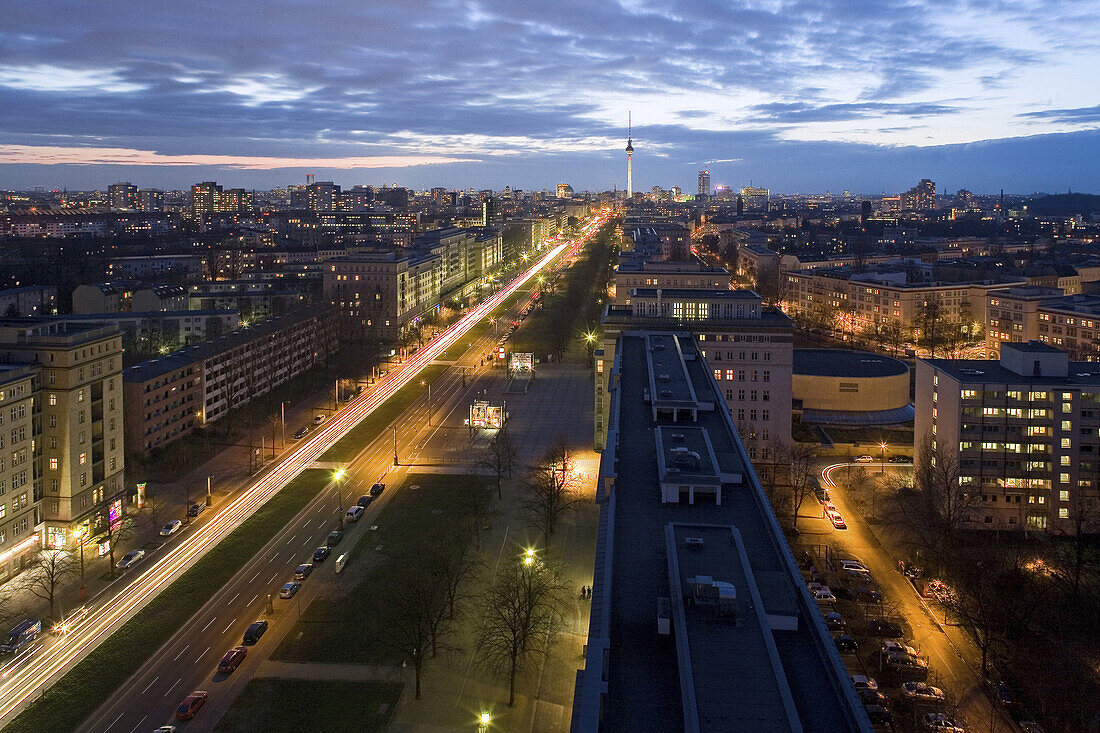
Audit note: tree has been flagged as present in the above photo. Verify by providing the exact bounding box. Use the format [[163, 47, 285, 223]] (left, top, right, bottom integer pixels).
[[520, 440, 583, 544], [20, 549, 78, 619], [0, 582, 22, 631], [481, 427, 519, 499], [96, 498, 138, 579], [475, 553, 568, 706], [787, 443, 819, 527], [142, 492, 165, 536]]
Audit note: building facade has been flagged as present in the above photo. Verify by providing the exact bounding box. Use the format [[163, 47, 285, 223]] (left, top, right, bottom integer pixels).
[[916, 342, 1100, 533]]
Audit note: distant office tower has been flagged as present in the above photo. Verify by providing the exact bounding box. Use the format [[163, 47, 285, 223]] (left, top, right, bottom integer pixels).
[[343, 185, 375, 211], [956, 189, 974, 208], [740, 186, 769, 213], [482, 196, 501, 227], [861, 200, 873, 224], [307, 181, 340, 211], [218, 188, 251, 212], [108, 182, 139, 210], [191, 181, 222, 218], [557, 183, 574, 199], [698, 169, 710, 197], [625, 114, 634, 198], [901, 179, 936, 211], [137, 189, 163, 212]]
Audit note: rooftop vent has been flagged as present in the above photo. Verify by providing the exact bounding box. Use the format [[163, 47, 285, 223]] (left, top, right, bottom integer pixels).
[[671, 433, 686, 442]]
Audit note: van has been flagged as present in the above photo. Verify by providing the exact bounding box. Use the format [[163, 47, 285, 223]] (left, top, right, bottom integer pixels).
[[345, 506, 364, 523], [1, 619, 41, 654]]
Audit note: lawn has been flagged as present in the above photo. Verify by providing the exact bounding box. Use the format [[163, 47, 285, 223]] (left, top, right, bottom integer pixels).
[[272, 472, 490, 665], [214, 678, 402, 733], [6, 469, 331, 733]]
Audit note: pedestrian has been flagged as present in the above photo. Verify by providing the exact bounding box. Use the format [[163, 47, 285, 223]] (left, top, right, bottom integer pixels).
[[580, 586, 586, 600]]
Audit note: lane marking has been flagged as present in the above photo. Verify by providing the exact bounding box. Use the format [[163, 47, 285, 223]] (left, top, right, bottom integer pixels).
[[163, 678, 180, 697], [201, 617, 216, 632], [195, 646, 210, 663], [228, 592, 239, 606], [248, 594, 258, 606], [249, 570, 261, 583], [172, 645, 190, 661], [139, 676, 159, 694], [222, 618, 236, 634], [126, 714, 148, 733]]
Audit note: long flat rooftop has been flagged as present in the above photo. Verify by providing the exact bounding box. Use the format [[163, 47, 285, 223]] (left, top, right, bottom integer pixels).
[[572, 331, 869, 733]]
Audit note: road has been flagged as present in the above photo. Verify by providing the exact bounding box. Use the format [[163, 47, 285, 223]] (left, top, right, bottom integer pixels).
[[79, 281, 529, 732], [0, 215, 609, 729], [817, 460, 1015, 732]]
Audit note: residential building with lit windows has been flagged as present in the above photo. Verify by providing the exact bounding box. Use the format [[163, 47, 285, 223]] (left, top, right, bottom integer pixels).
[[0, 365, 39, 581], [0, 319, 127, 555], [596, 288, 793, 453], [915, 341, 1100, 533], [611, 260, 729, 304], [986, 288, 1100, 360]]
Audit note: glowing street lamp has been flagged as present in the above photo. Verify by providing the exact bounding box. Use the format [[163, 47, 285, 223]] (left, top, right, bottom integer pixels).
[[335, 468, 347, 529], [523, 547, 535, 566], [478, 711, 491, 731], [879, 441, 888, 474]]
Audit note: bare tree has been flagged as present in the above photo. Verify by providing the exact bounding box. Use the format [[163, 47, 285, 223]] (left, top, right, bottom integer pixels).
[[0, 582, 22, 630], [788, 443, 819, 527], [475, 554, 568, 706], [520, 440, 583, 544], [387, 536, 451, 699], [481, 427, 519, 499], [21, 549, 78, 619], [142, 492, 166, 536]]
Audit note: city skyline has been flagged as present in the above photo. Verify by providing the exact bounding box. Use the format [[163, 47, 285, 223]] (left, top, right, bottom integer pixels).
[[1, 1, 1099, 192]]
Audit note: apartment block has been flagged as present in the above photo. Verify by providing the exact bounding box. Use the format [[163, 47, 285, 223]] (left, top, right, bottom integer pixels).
[[611, 260, 729, 304], [987, 288, 1100, 360], [915, 341, 1100, 533], [122, 352, 202, 455], [0, 365, 38, 581], [597, 288, 793, 452], [0, 320, 126, 551]]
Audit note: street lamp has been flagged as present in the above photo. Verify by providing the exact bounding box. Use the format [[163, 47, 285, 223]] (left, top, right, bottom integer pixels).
[[72, 525, 88, 600], [879, 441, 888, 475], [478, 711, 491, 732], [523, 547, 535, 567], [335, 468, 347, 529]]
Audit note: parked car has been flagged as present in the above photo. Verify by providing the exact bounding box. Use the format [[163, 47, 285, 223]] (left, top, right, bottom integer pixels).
[[846, 567, 872, 582], [921, 712, 964, 732], [187, 502, 207, 518], [293, 563, 313, 580], [812, 588, 837, 604], [886, 651, 929, 675], [866, 619, 903, 637], [313, 414, 326, 425], [852, 674, 878, 691], [854, 454, 875, 463], [326, 530, 344, 547], [1019, 722, 1046, 733], [117, 549, 146, 569], [160, 520, 183, 537], [984, 677, 1017, 709], [279, 582, 301, 599], [858, 688, 888, 706], [840, 560, 869, 572], [834, 634, 859, 653], [345, 506, 364, 523], [313, 546, 331, 562], [883, 640, 920, 657], [889, 455, 913, 463], [828, 511, 848, 530], [153, 727, 177, 733], [824, 611, 846, 632], [865, 705, 893, 724], [217, 646, 247, 674], [854, 586, 882, 603], [356, 495, 374, 508], [814, 487, 830, 503], [242, 620, 268, 645], [52, 606, 89, 635], [807, 582, 830, 594], [902, 681, 946, 705], [369, 482, 386, 497], [294, 426, 309, 440], [175, 691, 208, 721]]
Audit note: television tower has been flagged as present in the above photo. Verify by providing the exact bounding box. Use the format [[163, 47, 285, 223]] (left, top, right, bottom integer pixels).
[[625, 112, 634, 199]]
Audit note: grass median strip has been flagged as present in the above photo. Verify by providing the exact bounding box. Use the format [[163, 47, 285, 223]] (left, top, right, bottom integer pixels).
[[6, 469, 331, 733], [214, 678, 403, 733]]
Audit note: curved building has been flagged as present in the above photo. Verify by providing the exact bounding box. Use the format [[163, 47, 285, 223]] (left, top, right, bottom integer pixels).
[[793, 349, 912, 425]]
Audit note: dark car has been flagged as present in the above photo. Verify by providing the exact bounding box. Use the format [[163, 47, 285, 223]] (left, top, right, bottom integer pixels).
[[985, 678, 1017, 708], [859, 688, 888, 706], [866, 619, 904, 637], [356, 495, 374, 508], [293, 426, 309, 440], [187, 502, 206, 518], [218, 646, 247, 673], [888, 455, 913, 463], [834, 634, 859, 653], [865, 705, 893, 724], [242, 620, 268, 645], [326, 530, 344, 547], [313, 546, 331, 562], [369, 482, 385, 497], [175, 690, 207, 720], [814, 487, 830, 503], [854, 586, 882, 603], [293, 563, 313, 580]]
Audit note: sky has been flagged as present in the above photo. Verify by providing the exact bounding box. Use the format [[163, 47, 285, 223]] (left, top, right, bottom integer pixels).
[[1, 0, 1098, 194]]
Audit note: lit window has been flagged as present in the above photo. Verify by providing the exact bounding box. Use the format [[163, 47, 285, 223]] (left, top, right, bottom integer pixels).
[[49, 458, 57, 470], [79, 452, 87, 465]]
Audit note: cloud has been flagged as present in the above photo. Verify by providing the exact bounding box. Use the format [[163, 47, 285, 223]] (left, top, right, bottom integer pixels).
[[0, 145, 476, 169], [1018, 104, 1100, 124], [0, 64, 147, 93]]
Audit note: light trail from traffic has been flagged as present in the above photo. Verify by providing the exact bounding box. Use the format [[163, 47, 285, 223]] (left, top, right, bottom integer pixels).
[[0, 215, 608, 727]]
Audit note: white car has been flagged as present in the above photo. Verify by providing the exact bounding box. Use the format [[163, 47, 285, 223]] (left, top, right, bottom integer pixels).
[[853, 455, 875, 463], [345, 506, 364, 523], [902, 681, 946, 704], [160, 519, 183, 537], [922, 712, 964, 732], [117, 549, 146, 569], [313, 414, 326, 425], [851, 674, 878, 691], [811, 588, 837, 604], [884, 640, 920, 657], [840, 560, 869, 572]]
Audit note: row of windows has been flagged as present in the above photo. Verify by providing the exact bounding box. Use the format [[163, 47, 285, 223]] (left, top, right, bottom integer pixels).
[[713, 369, 771, 382]]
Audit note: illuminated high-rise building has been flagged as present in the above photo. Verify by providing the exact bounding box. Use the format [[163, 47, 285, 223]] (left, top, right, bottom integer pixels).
[[698, 169, 710, 197], [557, 183, 574, 199], [108, 182, 139, 210]]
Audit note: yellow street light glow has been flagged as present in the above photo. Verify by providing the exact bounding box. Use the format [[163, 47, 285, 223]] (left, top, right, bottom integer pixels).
[[334, 468, 346, 481], [480, 711, 491, 725]]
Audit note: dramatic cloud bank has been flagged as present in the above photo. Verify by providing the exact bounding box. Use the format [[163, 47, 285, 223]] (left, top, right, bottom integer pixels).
[[0, 0, 1097, 191]]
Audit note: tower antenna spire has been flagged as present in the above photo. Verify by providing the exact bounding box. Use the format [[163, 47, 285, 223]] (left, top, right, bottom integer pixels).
[[625, 111, 634, 199]]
